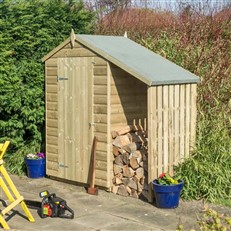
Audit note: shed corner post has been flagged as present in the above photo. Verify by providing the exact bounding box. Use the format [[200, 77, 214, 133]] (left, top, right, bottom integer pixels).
[[147, 86, 157, 203]]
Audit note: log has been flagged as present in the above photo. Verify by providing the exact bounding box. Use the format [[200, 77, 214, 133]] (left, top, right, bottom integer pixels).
[[135, 167, 144, 179], [133, 149, 147, 160], [114, 155, 124, 166], [133, 175, 140, 183], [131, 151, 142, 163], [113, 146, 127, 156], [127, 178, 137, 190], [115, 177, 122, 185], [121, 177, 129, 186], [116, 172, 123, 179], [112, 185, 119, 194], [122, 152, 130, 165], [130, 189, 139, 198], [111, 125, 142, 138], [113, 146, 120, 157], [117, 185, 129, 196], [112, 173, 123, 185], [122, 165, 135, 178], [113, 135, 130, 148], [111, 125, 148, 198], [126, 186, 132, 195], [129, 157, 139, 169], [122, 142, 141, 153], [113, 164, 122, 175]]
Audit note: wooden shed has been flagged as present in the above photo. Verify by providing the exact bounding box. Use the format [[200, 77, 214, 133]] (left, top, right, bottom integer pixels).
[[42, 30, 200, 200]]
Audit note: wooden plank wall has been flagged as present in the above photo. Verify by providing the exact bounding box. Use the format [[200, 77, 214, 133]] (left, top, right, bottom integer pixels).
[[148, 83, 197, 200], [93, 57, 110, 188], [109, 64, 148, 188], [45, 57, 59, 176], [110, 64, 147, 130]]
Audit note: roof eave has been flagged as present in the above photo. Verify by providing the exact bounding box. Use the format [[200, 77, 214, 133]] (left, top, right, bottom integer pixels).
[[151, 78, 200, 86], [41, 37, 71, 62]]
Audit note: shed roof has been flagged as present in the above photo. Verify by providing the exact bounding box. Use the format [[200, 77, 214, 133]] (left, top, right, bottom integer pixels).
[[43, 33, 200, 86]]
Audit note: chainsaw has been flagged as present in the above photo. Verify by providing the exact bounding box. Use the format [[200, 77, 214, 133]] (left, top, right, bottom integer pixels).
[[39, 190, 74, 219]]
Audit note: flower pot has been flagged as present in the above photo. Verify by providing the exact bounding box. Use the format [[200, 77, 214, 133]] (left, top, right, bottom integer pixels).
[[152, 180, 184, 209], [25, 158, 46, 178]]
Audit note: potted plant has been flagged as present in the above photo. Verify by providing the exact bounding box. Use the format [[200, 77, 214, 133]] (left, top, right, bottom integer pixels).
[[152, 172, 183, 209], [24, 152, 46, 178]]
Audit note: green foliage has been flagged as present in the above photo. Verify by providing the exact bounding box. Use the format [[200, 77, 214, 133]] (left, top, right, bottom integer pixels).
[[176, 207, 231, 231], [174, 111, 231, 203], [198, 207, 231, 231], [96, 4, 230, 203], [157, 172, 181, 185], [0, 0, 95, 174]]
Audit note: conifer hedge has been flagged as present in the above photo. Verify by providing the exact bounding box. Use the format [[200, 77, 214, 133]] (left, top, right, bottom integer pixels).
[[0, 0, 95, 174]]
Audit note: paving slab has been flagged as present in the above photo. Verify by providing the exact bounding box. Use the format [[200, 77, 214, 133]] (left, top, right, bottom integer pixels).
[[1, 175, 230, 230]]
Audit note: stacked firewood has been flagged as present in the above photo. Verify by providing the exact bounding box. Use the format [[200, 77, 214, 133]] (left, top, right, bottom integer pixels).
[[111, 125, 148, 198]]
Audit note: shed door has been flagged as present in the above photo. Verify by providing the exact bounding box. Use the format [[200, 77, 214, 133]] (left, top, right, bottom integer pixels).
[[57, 57, 93, 183]]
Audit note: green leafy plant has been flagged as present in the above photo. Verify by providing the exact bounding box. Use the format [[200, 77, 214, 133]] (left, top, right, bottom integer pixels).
[[96, 3, 229, 204], [176, 207, 231, 231], [0, 0, 95, 175], [174, 110, 231, 203], [198, 207, 231, 231], [157, 172, 181, 185]]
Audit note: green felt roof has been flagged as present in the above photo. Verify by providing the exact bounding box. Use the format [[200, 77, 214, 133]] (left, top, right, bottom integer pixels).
[[76, 34, 200, 86]]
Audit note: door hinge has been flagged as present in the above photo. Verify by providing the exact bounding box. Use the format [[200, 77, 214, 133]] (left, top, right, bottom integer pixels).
[[89, 122, 95, 129], [57, 76, 68, 81]]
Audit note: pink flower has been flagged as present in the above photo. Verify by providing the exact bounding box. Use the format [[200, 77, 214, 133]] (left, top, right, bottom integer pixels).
[[37, 152, 45, 159]]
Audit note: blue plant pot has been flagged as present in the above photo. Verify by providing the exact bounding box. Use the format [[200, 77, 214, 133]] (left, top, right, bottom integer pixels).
[[25, 158, 46, 178], [152, 179, 184, 209]]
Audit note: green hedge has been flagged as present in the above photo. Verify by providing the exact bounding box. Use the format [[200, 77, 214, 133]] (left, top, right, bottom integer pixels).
[[0, 0, 95, 174]]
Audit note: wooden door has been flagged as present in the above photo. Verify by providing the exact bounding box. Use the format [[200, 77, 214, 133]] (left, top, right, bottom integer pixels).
[[57, 57, 93, 183]]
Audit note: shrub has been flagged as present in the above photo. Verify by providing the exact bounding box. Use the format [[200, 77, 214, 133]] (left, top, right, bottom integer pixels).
[[96, 3, 230, 203], [174, 110, 231, 202], [0, 0, 95, 174]]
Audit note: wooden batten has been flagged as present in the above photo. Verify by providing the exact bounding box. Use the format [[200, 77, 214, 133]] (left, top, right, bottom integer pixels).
[[174, 85, 180, 165], [157, 86, 163, 175], [46, 76, 57, 84], [46, 127, 58, 137], [168, 85, 174, 175], [190, 84, 197, 150], [185, 84, 191, 158]]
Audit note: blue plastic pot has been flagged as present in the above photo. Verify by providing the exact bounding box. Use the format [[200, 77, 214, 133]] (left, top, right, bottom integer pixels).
[[25, 158, 46, 178], [152, 180, 184, 209]]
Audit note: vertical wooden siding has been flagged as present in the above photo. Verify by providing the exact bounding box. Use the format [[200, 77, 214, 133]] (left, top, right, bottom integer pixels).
[[148, 83, 197, 199], [46, 41, 97, 182], [57, 57, 93, 182]]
